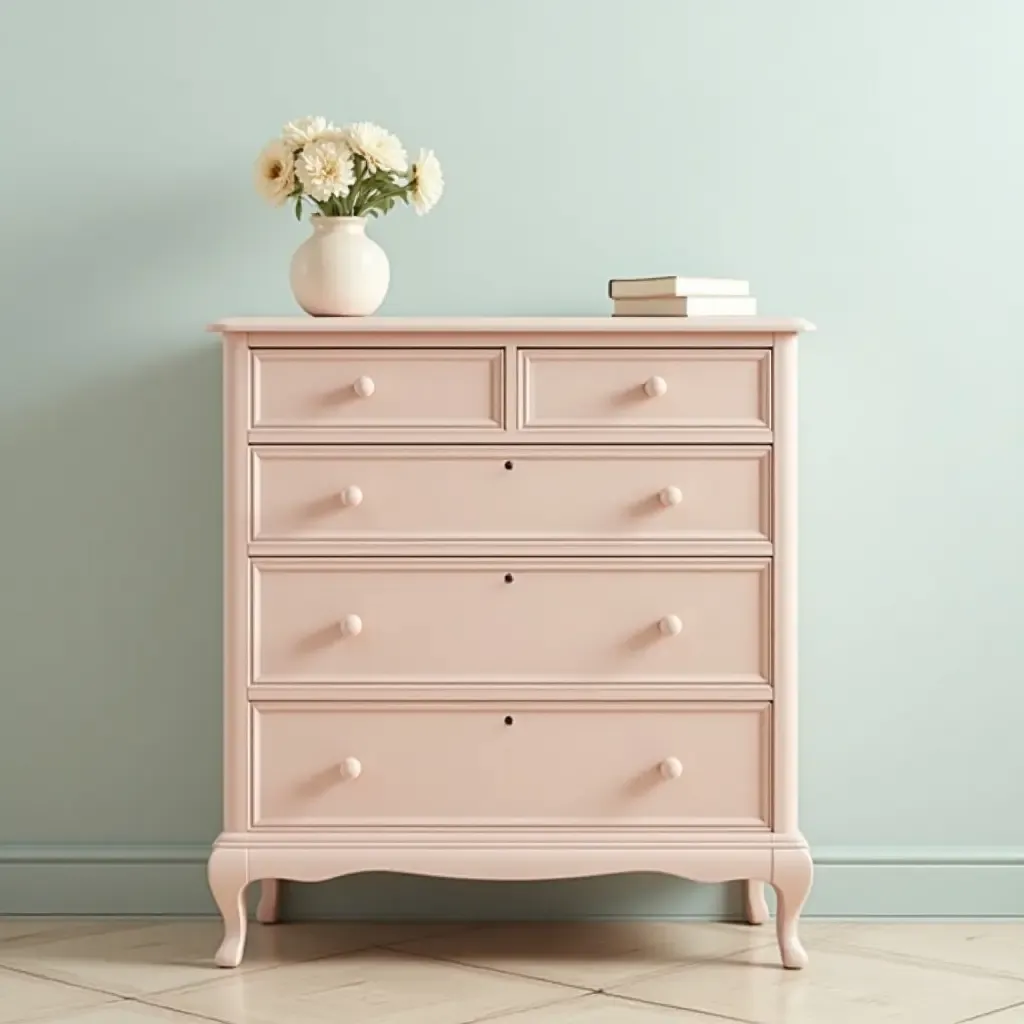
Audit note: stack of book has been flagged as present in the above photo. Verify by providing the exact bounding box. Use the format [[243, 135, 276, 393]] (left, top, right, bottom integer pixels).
[[609, 276, 756, 317]]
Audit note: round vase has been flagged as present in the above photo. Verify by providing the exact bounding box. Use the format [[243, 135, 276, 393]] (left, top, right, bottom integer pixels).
[[289, 216, 390, 316]]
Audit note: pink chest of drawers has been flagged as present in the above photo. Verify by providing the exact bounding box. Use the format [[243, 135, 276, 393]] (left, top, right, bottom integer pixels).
[[208, 315, 815, 969]]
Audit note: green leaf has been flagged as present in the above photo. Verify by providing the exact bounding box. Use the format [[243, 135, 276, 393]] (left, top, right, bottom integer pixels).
[[294, 195, 303, 220]]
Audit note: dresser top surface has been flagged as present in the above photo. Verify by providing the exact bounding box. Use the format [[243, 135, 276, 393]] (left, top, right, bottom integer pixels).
[[210, 316, 814, 338]]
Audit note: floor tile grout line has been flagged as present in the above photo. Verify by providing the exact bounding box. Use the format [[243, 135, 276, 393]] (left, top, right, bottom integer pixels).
[[369, 939, 784, 998], [125, 996, 235, 1024], [581, 938, 781, 992], [0, 951, 307, 1002], [817, 938, 1024, 983], [455, 991, 598, 1024], [452, 991, 599, 1024], [0, 933, 780, 1006], [27, 999, 125, 1024], [113, 923, 499, 999], [600, 989, 759, 1024], [956, 998, 1024, 1024], [135, 937, 598, 1002], [0, 960, 138, 1002], [363, 941, 601, 993]]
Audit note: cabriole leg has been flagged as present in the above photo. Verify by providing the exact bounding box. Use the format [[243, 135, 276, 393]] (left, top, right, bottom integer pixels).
[[208, 847, 249, 968], [772, 848, 813, 969], [256, 879, 281, 924], [744, 879, 769, 925]]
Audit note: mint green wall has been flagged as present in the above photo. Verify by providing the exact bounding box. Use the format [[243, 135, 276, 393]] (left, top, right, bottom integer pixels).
[[2, 0, 1022, 917]]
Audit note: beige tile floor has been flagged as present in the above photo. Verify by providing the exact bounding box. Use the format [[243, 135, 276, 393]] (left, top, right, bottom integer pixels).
[[0, 917, 1021, 1023]]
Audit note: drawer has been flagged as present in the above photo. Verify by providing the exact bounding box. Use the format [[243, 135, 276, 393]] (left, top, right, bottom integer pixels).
[[250, 349, 503, 431], [251, 557, 770, 685], [251, 701, 770, 828], [520, 348, 771, 435], [250, 445, 772, 552]]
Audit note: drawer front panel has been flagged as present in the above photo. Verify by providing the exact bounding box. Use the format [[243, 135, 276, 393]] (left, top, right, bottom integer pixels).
[[521, 348, 770, 434], [251, 349, 503, 430], [251, 445, 772, 549], [251, 701, 770, 828], [251, 558, 770, 685]]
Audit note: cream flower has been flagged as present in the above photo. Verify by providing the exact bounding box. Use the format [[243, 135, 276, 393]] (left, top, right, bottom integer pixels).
[[295, 138, 355, 201], [344, 122, 408, 174], [409, 149, 443, 214], [253, 139, 295, 206], [282, 115, 336, 149]]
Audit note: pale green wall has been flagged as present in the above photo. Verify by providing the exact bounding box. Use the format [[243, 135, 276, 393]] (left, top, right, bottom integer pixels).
[[1, 0, 1022, 917]]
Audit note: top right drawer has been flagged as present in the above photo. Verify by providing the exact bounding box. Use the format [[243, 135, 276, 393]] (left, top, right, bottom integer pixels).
[[520, 349, 771, 439]]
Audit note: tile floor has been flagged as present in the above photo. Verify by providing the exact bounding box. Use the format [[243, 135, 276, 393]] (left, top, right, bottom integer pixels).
[[0, 917, 1022, 1023]]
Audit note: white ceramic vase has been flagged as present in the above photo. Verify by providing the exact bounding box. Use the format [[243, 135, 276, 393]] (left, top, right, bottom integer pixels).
[[289, 216, 390, 316]]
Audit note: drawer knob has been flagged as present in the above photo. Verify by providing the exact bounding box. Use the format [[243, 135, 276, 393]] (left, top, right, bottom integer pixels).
[[353, 375, 375, 398], [659, 486, 683, 507], [644, 375, 668, 398], [340, 614, 363, 637], [659, 614, 683, 637], [660, 757, 684, 780], [340, 756, 362, 780], [340, 485, 364, 507]]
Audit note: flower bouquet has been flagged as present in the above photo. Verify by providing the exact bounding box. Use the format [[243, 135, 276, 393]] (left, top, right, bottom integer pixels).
[[255, 117, 443, 315]]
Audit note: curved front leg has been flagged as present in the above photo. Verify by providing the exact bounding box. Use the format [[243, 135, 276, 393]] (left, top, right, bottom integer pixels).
[[208, 847, 249, 968], [256, 879, 281, 924], [772, 848, 813, 969], [744, 880, 769, 925]]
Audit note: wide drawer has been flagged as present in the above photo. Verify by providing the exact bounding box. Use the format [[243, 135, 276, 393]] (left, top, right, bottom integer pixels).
[[520, 348, 771, 435], [250, 348, 504, 431], [251, 700, 770, 828], [251, 557, 770, 685], [250, 445, 772, 553]]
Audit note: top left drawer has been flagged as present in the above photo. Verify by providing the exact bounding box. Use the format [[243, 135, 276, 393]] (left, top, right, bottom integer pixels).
[[250, 349, 504, 432]]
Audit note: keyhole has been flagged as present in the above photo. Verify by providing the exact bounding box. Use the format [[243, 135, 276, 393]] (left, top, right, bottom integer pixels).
[[504, 460, 514, 470], [504, 715, 514, 726], [504, 573, 515, 584]]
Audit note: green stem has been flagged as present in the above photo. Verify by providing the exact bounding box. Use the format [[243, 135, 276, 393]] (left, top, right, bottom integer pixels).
[[346, 158, 369, 216], [360, 182, 411, 216]]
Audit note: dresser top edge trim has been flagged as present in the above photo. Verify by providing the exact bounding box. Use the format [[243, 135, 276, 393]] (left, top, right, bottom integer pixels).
[[209, 315, 814, 336]]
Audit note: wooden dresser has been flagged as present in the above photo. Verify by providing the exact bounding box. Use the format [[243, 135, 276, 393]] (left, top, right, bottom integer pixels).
[[208, 316, 815, 969]]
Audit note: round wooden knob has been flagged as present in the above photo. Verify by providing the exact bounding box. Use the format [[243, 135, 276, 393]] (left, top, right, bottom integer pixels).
[[340, 756, 362, 780], [659, 614, 683, 637], [644, 375, 668, 398], [659, 486, 683, 507], [340, 614, 363, 637], [660, 757, 683, 780], [340, 485, 363, 507], [353, 375, 375, 398]]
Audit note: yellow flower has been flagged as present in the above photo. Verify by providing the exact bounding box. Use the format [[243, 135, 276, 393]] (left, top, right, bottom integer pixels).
[[409, 149, 443, 215], [253, 139, 294, 206]]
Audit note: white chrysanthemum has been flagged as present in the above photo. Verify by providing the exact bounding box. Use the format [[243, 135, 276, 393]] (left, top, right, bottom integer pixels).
[[282, 115, 337, 149], [344, 122, 408, 174], [409, 149, 443, 215], [254, 139, 295, 206], [295, 139, 355, 201]]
